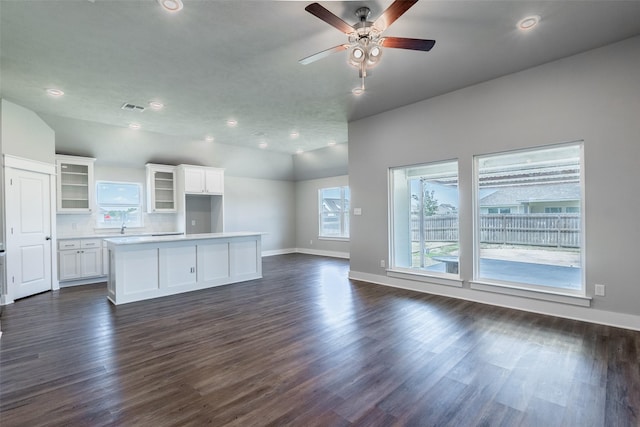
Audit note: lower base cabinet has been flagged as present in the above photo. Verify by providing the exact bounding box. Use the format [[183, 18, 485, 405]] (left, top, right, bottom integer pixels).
[[58, 239, 103, 282]]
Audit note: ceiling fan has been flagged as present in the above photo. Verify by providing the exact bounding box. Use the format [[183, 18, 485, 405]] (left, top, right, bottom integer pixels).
[[299, 0, 435, 92]]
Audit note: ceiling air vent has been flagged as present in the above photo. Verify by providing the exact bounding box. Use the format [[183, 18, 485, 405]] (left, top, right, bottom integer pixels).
[[121, 103, 145, 112]]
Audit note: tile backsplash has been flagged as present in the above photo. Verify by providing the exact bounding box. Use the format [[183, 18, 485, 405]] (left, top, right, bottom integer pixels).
[[56, 213, 178, 238]]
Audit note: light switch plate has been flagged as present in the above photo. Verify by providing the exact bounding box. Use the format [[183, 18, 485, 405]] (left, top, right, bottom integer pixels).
[[354, 208, 362, 216]]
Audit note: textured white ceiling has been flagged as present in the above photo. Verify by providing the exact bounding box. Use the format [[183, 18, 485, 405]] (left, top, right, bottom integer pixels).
[[2, 1, 640, 157]]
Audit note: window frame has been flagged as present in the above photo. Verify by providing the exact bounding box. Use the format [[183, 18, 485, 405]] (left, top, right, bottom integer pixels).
[[318, 186, 350, 240], [388, 159, 461, 282], [95, 180, 144, 229], [472, 142, 586, 296]]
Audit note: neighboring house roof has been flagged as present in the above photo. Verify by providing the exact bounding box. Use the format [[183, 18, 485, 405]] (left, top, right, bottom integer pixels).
[[479, 183, 580, 207]]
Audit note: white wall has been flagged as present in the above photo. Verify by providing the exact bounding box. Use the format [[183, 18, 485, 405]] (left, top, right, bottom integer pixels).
[[295, 175, 349, 258], [224, 176, 296, 254], [348, 36, 640, 329], [1, 99, 55, 164]]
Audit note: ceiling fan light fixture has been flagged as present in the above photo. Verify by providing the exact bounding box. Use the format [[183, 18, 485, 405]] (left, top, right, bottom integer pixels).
[[349, 46, 366, 66], [367, 45, 383, 66]]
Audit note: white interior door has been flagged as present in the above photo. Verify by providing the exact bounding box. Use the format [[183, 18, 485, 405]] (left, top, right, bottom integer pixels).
[[6, 167, 53, 300]]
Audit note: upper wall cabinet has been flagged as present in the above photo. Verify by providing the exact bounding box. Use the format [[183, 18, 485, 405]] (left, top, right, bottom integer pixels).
[[179, 165, 224, 195], [146, 163, 177, 213], [56, 155, 96, 214]]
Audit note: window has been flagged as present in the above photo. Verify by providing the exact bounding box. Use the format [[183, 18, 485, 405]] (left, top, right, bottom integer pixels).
[[474, 143, 584, 293], [488, 208, 512, 214], [390, 160, 459, 276], [96, 181, 143, 228], [319, 186, 350, 239]]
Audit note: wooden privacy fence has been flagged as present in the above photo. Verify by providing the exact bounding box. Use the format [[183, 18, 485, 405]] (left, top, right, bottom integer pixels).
[[412, 213, 581, 248]]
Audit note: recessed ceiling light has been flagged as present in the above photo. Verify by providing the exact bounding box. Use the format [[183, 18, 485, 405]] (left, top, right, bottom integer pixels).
[[148, 101, 164, 110], [290, 131, 299, 139], [227, 119, 238, 128], [205, 136, 215, 142], [46, 88, 64, 97], [328, 140, 337, 146], [518, 15, 540, 31], [296, 148, 304, 154], [352, 87, 365, 96], [128, 123, 141, 130], [259, 142, 268, 149], [157, 0, 183, 12]]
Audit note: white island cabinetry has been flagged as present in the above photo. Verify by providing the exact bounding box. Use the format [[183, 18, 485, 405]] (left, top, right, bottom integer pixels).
[[106, 232, 261, 305]]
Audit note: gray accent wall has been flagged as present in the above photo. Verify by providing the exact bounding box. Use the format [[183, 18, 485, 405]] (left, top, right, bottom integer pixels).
[[348, 36, 640, 323], [295, 175, 349, 257], [224, 176, 296, 254]]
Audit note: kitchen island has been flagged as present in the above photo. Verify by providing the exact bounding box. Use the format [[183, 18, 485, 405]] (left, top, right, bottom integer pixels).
[[105, 232, 262, 305]]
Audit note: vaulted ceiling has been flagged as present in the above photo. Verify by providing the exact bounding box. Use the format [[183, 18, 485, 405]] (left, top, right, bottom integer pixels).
[[2, 1, 640, 158]]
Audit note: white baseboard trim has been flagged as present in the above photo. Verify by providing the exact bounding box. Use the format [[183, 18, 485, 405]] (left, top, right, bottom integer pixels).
[[59, 276, 107, 288], [295, 248, 350, 259], [262, 248, 297, 257], [349, 270, 640, 332]]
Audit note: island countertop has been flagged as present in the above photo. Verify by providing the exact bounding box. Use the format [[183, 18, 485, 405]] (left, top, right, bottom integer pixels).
[[104, 231, 263, 247]]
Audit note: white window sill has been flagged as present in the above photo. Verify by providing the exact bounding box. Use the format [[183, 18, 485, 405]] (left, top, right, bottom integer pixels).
[[470, 280, 591, 307], [387, 268, 463, 288], [318, 236, 349, 242]]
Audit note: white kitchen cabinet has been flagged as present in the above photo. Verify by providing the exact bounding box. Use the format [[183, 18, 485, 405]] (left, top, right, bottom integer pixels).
[[180, 165, 224, 194], [146, 163, 177, 212], [56, 155, 96, 213], [58, 239, 103, 282]]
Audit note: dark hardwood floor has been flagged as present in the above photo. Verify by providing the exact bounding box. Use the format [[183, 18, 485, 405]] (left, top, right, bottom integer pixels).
[[1, 254, 638, 426]]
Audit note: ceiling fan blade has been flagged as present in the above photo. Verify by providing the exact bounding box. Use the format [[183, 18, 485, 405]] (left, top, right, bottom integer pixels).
[[305, 3, 354, 34], [373, 0, 419, 32], [380, 37, 435, 51], [299, 44, 350, 65]]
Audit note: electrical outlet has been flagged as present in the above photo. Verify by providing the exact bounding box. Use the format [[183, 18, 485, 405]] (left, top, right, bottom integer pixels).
[[380, 259, 385, 268], [310, 240, 313, 245], [595, 284, 605, 296], [191, 220, 196, 226]]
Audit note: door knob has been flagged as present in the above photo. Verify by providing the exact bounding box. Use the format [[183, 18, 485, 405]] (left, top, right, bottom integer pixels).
[[45, 236, 52, 240]]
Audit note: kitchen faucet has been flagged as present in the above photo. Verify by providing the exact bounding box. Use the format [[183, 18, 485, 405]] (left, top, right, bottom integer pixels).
[[120, 223, 126, 234]]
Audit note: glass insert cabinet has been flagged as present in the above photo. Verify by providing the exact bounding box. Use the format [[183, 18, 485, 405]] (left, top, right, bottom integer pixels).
[[146, 163, 177, 212], [56, 155, 96, 213]]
